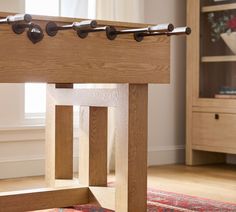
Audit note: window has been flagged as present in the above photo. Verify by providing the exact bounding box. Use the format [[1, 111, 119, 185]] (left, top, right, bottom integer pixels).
[[24, 83, 46, 117]]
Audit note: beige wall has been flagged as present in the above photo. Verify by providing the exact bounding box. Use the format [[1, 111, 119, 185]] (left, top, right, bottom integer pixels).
[[145, 0, 187, 164], [0, 0, 25, 13]]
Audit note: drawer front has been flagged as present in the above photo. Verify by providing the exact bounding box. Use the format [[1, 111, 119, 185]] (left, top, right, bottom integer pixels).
[[192, 112, 236, 151]]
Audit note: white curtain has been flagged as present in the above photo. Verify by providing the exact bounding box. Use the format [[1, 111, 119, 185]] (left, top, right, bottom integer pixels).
[[96, 0, 144, 23], [60, 0, 88, 18]]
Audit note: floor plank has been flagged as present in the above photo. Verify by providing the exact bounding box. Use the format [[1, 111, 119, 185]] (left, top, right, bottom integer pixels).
[[147, 164, 236, 203], [0, 165, 236, 203]]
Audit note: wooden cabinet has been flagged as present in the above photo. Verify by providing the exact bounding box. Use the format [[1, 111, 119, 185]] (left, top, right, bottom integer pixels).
[[186, 0, 236, 165]]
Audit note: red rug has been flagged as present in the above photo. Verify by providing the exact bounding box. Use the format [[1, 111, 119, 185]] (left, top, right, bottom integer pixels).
[[38, 188, 236, 212]]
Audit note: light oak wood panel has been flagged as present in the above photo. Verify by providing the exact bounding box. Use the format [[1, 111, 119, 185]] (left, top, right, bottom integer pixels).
[[193, 145, 236, 155], [202, 55, 236, 63], [202, 3, 236, 13], [115, 84, 148, 212], [192, 112, 236, 153], [48, 86, 119, 107], [0, 13, 170, 84], [45, 85, 56, 187], [193, 106, 236, 114], [186, 0, 200, 165], [193, 98, 236, 108], [89, 187, 115, 210], [55, 106, 73, 179], [45, 84, 74, 185], [0, 187, 88, 212], [187, 0, 201, 106], [79, 107, 108, 186], [55, 84, 73, 180]]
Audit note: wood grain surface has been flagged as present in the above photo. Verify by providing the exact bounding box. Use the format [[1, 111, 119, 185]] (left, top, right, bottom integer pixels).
[[192, 112, 236, 154], [0, 12, 170, 84], [79, 107, 108, 186], [54, 84, 73, 179], [0, 187, 88, 212], [115, 84, 148, 212]]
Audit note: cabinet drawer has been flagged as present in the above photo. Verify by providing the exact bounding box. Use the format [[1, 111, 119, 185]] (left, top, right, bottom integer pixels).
[[192, 112, 236, 153]]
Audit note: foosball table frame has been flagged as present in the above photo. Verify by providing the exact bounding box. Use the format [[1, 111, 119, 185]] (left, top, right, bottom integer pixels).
[[0, 12, 170, 212]]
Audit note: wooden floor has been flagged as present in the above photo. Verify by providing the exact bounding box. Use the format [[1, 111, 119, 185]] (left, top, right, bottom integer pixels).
[[0, 165, 236, 204], [148, 164, 236, 203]]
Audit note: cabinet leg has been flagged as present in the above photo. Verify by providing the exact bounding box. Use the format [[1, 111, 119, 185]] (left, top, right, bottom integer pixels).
[[115, 84, 148, 212]]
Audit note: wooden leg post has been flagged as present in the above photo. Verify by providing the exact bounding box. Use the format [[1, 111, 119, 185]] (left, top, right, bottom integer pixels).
[[115, 84, 148, 212], [79, 106, 108, 186], [46, 84, 73, 186], [46, 84, 148, 211], [55, 84, 74, 179], [0, 187, 89, 212]]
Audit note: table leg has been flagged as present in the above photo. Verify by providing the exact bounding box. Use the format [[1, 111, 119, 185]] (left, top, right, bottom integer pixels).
[[115, 84, 148, 212], [79, 106, 108, 186], [45, 84, 73, 186]]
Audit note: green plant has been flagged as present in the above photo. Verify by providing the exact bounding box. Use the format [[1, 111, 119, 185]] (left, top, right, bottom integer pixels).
[[208, 12, 235, 42]]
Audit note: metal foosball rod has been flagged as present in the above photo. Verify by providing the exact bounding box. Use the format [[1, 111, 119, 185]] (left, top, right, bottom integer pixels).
[[134, 27, 192, 42], [0, 13, 43, 44], [106, 23, 174, 40], [46, 20, 97, 37], [0, 14, 32, 24], [77, 26, 108, 38]]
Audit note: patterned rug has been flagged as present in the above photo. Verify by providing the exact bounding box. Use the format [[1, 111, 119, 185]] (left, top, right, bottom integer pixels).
[[37, 188, 236, 212]]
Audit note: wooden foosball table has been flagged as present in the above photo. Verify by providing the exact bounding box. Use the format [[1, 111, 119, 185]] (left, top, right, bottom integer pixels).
[[0, 12, 189, 212]]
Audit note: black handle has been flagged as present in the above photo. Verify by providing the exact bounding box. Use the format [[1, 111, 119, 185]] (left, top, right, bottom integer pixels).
[[27, 24, 44, 44], [215, 114, 220, 120]]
